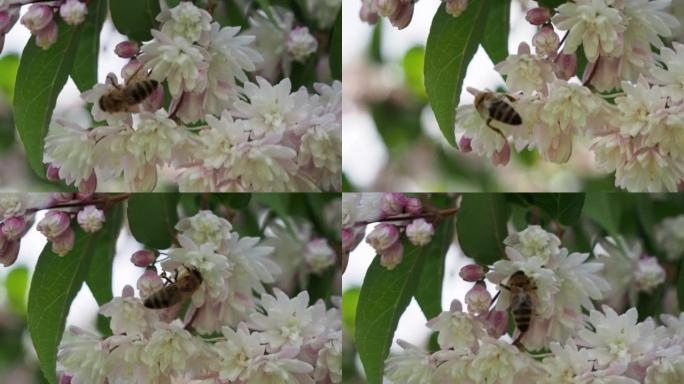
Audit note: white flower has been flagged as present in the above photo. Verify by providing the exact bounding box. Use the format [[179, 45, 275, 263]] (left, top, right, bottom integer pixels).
[[652, 43, 684, 101], [244, 351, 314, 384], [206, 23, 262, 90], [314, 331, 342, 383], [233, 77, 310, 138], [262, 219, 311, 293], [104, 335, 157, 384], [175, 210, 233, 250], [58, 326, 109, 384], [634, 256, 665, 292], [426, 300, 481, 352], [60, 0, 87, 25], [141, 320, 204, 374], [250, 290, 325, 349], [541, 340, 595, 383], [468, 337, 532, 384], [307, 0, 340, 29], [140, 30, 209, 97], [227, 136, 300, 192], [157, 2, 212, 44], [43, 119, 97, 186], [405, 218, 434, 246], [287, 27, 318, 62], [341, 193, 384, 227], [298, 117, 342, 191], [553, 0, 627, 61], [99, 286, 149, 337], [494, 43, 555, 94], [455, 104, 508, 158], [247, 7, 292, 79], [384, 340, 435, 384], [578, 306, 654, 366], [593, 236, 641, 309], [303, 238, 336, 273], [614, 80, 669, 137], [541, 81, 601, 134], [504, 225, 561, 263], [77, 206, 105, 233], [645, 356, 684, 384], [656, 215, 684, 260], [212, 324, 264, 381], [198, 112, 250, 169], [128, 111, 185, 164]]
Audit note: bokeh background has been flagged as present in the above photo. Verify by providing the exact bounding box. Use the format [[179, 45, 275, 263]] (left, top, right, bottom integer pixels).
[[342, 0, 684, 192]]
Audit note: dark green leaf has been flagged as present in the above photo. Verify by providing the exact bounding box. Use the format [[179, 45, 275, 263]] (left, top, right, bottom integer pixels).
[[369, 23, 383, 64], [222, 0, 249, 28], [532, 194, 585, 226], [253, 194, 290, 219], [28, 228, 102, 384], [110, 0, 160, 42], [342, 287, 361, 336], [71, 0, 108, 92], [414, 215, 454, 320], [425, 0, 489, 147], [14, 21, 83, 178], [481, 0, 510, 64], [584, 193, 622, 236], [6, 266, 29, 316], [329, 10, 341, 80], [356, 239, 430, 384], [0, 54, 19, 102], [456, 194, 510, 264], [536, 0, 566, 9], [217, 193, 252, 210], [290, 56, 318, 89], [127, 193, 179, 249]]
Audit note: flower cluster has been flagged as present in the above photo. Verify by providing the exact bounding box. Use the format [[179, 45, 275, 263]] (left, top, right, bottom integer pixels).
[[43, 1, 341, 192], [384, 226, 684, 384], [453, 1, 684, 192], [0, 0, 88, 53], [342, 193, 440, 269], [0, 193, 109, 266], [58, 209, 341, 383]]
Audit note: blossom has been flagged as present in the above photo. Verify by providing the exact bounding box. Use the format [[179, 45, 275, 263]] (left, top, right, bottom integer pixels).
[[494, 43, 555, 94], [99, 286, 150, 337], [141, 321, 204, 374], [58, 327, 109, 384], [157, 2, 212, 44], [77, 206, 105, 233], [60, 0, 87, 26], [651, 43, 684, 101], [468, 337, 534, 384], [633, 256, 665, 292], [656, 215, 684, 260], [384, 340, 435, 384], [503, 225, 561, 263], [211, 324, 264, 381], [303, 239, 336, 273], [426, 300, 481, 352], [127, 111, 185, 164], [287, 27, 318, 62], [226, 136, 300, 192], [175, 210, 233, 249], [43, 120, 97, 187], [206, 23, 262, 90], [405, 218, 434, 246]]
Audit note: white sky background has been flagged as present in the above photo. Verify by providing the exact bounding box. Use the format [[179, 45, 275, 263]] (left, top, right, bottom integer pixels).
[[342, 0, 537, 188]]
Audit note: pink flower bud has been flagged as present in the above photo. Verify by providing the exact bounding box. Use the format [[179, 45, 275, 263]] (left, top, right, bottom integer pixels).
[[0, 8, 20, 34], [406, 218, 434, 246], [342, 227, 365, 253], [0, 239, 19, 267], [46, 164, 61, 182], [375, 0, 399, 17], [404, 197, 422, 215], [459, 136, 473, 153], [77, 206, 105, 233], [131, 250, 156, 267], [21, 5, 53, 33], [138, 267, 164, 298], [465, 282, 492, 315], [486, 310, 508, 338], [50, 193, 75, 203], [35, 20, 58, 49], [1, 216, 27, 240], [51, 227, 75, 256], [359, 2, 379, 24], [389, 1, 414, 30], [526, 7, 551, 26], [532, 25, 559, 56], [366, 223, 400, 252], [380, 241, 404, 270], [59, 0, 87, 26], [38, 210, 71, 239], [59, 374, 72, 384], [75, 193, 94, 201], [381, 193, 407, 216], [492, 142, 511, 166], [114, 40, 140, 58], [122, 284, 135, 298], [445, 0, 468, 17], [78, 171, 97, 193], [554, 53, 578, 80], [459, 264, 486, 282]]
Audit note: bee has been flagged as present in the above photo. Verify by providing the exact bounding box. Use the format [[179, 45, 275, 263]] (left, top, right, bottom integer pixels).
[[500, 270, 536, 347], [98, 68, 159, 113], [471, 88, 522, 140], [143, 267, 203, 309]]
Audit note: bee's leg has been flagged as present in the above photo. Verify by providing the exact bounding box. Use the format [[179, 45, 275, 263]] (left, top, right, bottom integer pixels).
[[488, 290, 501, 310], [503, 93, 517, 102], [486, 118, 507, 142], [499, 283, 511, 291], [174, 269, 180, 282], [161, 271, 173, 285]]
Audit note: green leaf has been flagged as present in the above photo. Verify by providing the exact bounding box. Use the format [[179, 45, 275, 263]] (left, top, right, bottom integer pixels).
[[402, 46, 427, 100], [414, 215, 454, 320], [536, 0, 566, 8], [14, 21, 83, 178], [110, 0, 160, 42], [219, 193, 252, 210], [532, 194, 585, 226], [253, 193, 291, 219], [28, 228, 102, 384], [584, 193, 622, 236], [85, 204, 123, 336], [356, 239, 430, 384], [481, 0, 510, 64], [342, 287, 361, 336], [456, 194, 510, 264], [0, 54, 20, 102], [329, 10, 341, 81], [127, 193, 179, 249], [425, 0, 489, 147], [6, 266, 29, 316], [71, 0, 108, 92], [222, 0, 249, 28]]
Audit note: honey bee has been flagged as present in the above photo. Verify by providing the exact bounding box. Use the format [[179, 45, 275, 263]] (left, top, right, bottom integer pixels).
[[98, 69, 159, 113], [472, 89, 522, 140], [500, 270, 536, 347], [143, 267, 203, 309]]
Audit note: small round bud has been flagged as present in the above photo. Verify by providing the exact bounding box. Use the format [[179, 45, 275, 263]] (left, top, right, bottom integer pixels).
[[0, 239, 20, 267], [492, 142, 511, 167], [366, 223, 400, 252], [459, 264, 486, 282], [78, 172, 97, 193], [404, 197, 422, 215], [131, 250, 156, 267], [50, 193, 75, 203], [634, 256, 665, 293], [37, 210, 71, 239], [465, 282, 492, 315], [406, 218, 434, 246], [380, 241, 404, 270], [304, 239, 336, 273], [554, 53, 578, 80], [359, 2, 379, 24], [526, 7, 551, 26], [59, 374, 72, 384], [381, 193, 407, 216], [390, 1, 414, 29], [486, 310, 508, 338], [60, 0, 87, 26], [21, 5, 53, 33], [114, 40, 140, 59], [0, 9, 19, 35], [533, 25, 560, 56], [1, 216, 27, 240], [35, 20, 58, 49], [77, 206, 105, 233], [52, 227, 75, 256], [445, 0, 468, 17], [46, 164, 61, 182], [137, 268, 164, 298], [459, 136, 473, 153], [287, 27, 318, 63]]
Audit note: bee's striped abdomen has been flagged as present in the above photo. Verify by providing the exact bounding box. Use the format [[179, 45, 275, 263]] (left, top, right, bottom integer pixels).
[[124, 80, 158, 104], [489, 100, 522, 125], [143, 285, 180, 309], [513, 298, 533, 333]]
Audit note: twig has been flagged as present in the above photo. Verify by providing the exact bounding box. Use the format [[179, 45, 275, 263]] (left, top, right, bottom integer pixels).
[[354, 207, 460, 227], [25, 193, 131, 214]]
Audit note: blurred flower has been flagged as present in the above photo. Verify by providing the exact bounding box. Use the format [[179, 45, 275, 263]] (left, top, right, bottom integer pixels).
[[303, 238, 336, 273], [405, 218, 434, 246], [494, 43, 555, 95], [287, 27, 318, 62], [384, 340, 435, 384], [60, 0, 87, 26], [656, 215, 684, 260], [633, 256, 665, 293], [77, 206, 105, 233]]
